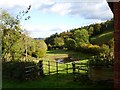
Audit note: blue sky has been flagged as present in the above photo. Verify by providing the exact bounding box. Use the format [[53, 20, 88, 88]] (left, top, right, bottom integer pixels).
[[0, 0, 113, 38]]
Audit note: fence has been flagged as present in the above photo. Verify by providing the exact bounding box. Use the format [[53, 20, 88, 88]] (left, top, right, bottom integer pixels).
[[24, 61, 43, 80], [42, 60, 88, 77], [24, 60, 89, 80], [43, 60, 73, 75], [72, 61, 89, 81]]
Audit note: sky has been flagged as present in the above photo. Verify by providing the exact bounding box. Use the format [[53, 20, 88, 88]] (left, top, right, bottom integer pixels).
[[0, 0, 113, 38]]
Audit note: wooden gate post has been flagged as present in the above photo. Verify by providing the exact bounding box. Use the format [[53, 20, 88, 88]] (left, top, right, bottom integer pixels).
[[48, 61, 50, 75], [56, 61, 58, 76], [72, 62, 76, 76], [72, 62, 76, 74], [66, 64, 68, 74], [38, 60, 44, 76]]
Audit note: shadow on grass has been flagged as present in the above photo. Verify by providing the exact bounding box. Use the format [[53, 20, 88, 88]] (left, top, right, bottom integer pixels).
[[2, 73, 113, 89]]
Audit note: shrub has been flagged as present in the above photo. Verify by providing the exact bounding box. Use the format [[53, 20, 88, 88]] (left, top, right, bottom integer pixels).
[[76, 44, 102, 54], [89, 53, 114, 67], [65, 38, 77, 50], [33, 40, 47, 58], [2, 61, 41, 81], [48, 44, 52, 50], [54, 37, 64, 47]]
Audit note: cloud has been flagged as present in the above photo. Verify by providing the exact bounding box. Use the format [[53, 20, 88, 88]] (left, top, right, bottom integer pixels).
[[0, 0, 32, 9], [36, 0, 113, 20], [49, 3, 71, 15], [0, 0, 113, 38], [67, 1, 113, 20], [24, 24, 73, 38], [0, 0, 113, 20], [0, 0, 54, 13]]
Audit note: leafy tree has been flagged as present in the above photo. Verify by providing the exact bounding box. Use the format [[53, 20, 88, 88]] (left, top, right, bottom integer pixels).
[[1, 11, 22, 61], [54, 37, 64, 47], [45, 33, 58, 46], [74, 29, 89, 45], [65, 38, 77, 50], [1, 5, 31, 61], [94, 24, 101, 35], [32, 40, 47, 58], [105, 19, 114, 30], [88, 26, 94, 36]]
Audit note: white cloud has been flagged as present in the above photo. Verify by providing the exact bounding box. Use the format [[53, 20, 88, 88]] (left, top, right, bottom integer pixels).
[[36, 0, 113, 20], [0, 0, 32, 9], [24, 24, 74, 38], [0, 0, 113, 20], [0, 0, 113, 38], [49, 3, 71, 15]]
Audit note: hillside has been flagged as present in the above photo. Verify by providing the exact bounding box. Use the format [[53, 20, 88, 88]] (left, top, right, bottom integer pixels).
[[45, 19, 114, 54], [90, 31, 114, 45]]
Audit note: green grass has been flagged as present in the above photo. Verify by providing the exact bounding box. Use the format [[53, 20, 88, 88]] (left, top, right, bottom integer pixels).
[[39, 49, 91, 75], [41, 49, 92, 61], [3, 74, 113, 89], [90, 31, 114, 45], [2, 50, 113, 89]]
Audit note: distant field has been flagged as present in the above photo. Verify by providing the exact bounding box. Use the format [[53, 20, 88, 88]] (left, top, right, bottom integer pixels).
[[41, 49, 92, 62], [90, 31, 114, 45]]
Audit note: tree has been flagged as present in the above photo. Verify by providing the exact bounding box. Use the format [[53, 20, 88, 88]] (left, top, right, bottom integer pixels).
[[1, 5, 31, 61], [88, 26, 94, 36], [74, 29, 89, 45], [54, 37, 64, 48], [65, 38, 77, 50], [1, 11, 22, 61], [32, 40, 47, 58], [94, 24, 101, 35]]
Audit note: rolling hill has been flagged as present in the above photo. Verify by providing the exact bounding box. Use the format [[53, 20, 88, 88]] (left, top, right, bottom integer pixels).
[[90, 31, 114, 45]]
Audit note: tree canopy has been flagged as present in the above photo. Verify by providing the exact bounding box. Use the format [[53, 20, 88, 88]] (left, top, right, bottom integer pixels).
[[1, 6, 47, 62]]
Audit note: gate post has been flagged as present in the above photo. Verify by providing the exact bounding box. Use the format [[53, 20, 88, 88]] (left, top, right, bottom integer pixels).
[[56, 61, 58, 76], [38, 60, 44, 76], [72, 62, 76, 74], [72, 62, 76, 81]]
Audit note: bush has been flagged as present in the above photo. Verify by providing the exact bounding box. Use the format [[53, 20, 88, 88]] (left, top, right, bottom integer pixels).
[[2, 61, 40, 81], [48, 44, 52, 50], [33, 40, 47, 58], [76, 44, 102, 54], [65, 38, 77, 50], [89, 53, 114, 67]]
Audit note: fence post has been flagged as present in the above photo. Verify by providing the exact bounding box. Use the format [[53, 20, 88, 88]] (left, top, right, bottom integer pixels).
[[56, 61, 58, 76], [72, 62, 76, 81], [72, 62, 76, 74], [38, 60, 44, 76], [78, 66, 80, 73], [66, 64, 68, 74], [48, 61, 50, 75]]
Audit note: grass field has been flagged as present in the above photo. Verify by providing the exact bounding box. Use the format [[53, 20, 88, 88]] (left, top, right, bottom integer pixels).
[[42, 49, 93, 61], [3, 73, 113, 89], [2, 50, 113, 89], [40, 50, 90, 75], [90, 31, 114, 45]]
